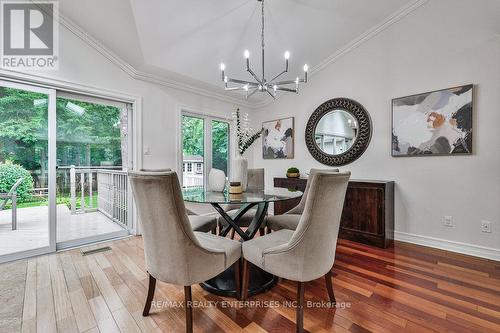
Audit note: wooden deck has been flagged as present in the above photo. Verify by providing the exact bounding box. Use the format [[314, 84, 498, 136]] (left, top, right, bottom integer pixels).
[[0, 205, 125, 256], [1, 236, 499, 332]]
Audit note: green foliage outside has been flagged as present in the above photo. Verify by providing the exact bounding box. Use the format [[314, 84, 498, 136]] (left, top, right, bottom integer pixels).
[[0, 87, 124, 174], [0, 87, 126, 206], [0, 162, 34, 201], [212, 121, 229, 175]]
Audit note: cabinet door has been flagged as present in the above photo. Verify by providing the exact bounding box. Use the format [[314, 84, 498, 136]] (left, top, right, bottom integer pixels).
[[341, 185, 384, 235]]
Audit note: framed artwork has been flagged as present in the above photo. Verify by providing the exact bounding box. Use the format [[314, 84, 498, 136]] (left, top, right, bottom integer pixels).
[[392, 84, 473, 157], [262, 117, 294, 159]]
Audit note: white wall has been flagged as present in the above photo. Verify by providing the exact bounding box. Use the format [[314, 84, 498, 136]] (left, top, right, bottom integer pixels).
[[252, 0, 500, 254]]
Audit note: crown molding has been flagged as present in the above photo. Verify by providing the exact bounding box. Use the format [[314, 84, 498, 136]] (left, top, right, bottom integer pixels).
[[54, 0, 428, 111], [57, 14, 257, 109], [252, 0, 430, 109]]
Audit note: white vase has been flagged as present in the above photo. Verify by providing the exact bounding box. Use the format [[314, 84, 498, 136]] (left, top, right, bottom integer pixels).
[[208, 168, 226, 192], [232, 154, 248, 191]]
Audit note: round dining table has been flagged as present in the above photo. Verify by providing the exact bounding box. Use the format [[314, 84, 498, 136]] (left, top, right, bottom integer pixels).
[[182, 187, 303, 298]]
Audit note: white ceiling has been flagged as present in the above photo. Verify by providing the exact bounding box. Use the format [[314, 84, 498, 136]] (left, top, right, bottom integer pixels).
[[60, 0, 416, 103]]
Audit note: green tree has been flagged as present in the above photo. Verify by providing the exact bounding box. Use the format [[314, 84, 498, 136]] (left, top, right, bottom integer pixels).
[[182, 116, 204, 156], [212, 121, 229, 175]]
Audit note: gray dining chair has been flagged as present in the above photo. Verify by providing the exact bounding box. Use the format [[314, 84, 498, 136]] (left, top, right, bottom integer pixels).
[[266, 168, 339, 232], [219, 168, 265, 238], [128, 170, 241, 333], [241, 171, 351, 333], [142, 168, 217, 233]]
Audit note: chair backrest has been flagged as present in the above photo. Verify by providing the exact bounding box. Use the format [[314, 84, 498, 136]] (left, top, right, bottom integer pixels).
[[0, 177, 24, 210], [247, 168, 264, 192], [128, 170, 203, 283], [289, 171, 350, 280], [289, 168, 339, 214]]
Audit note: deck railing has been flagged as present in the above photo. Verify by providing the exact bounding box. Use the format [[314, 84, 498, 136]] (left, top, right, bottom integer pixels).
[[96, 170, 128, 228], [66, 166, 129, 228]]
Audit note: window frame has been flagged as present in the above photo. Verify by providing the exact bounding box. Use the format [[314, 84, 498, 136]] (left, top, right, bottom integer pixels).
[[179, 110, 231, 190]]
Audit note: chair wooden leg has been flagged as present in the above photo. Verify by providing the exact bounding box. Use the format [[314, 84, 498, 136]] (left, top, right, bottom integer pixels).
[[296, 281, 305, 333], [266, 227, 272, 234], [184, 286, 193, 333], [325, 270, 336, 304], [234, 260, 242, 300], [258, 228, 265, 236], [230, 229, 236, 240], [241, 259, 250, 301], [143, 274, 156, 316]]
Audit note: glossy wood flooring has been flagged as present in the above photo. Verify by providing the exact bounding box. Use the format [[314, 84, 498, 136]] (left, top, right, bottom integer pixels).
[[1, 236, 500, 333]]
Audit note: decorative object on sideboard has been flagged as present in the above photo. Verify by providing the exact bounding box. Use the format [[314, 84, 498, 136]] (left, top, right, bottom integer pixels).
[[305, 98, 372, 166], [208, 168, 226, 192], [233, 109, 263, 191], [286, 167, 300, 178], [218, 0, 308, 99], [392, 84, 473, 157], [262, 117, 294, 159]]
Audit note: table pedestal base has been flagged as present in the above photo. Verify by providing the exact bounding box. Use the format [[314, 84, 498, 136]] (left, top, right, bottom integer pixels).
[[200, 262, 278, 298]]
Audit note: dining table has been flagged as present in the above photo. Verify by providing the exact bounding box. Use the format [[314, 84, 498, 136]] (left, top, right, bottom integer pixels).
[[182, 187, 303, 298]]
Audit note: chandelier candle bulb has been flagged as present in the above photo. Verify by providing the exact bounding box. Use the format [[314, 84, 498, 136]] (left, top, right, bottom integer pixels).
[[220, 63, 225, 80]]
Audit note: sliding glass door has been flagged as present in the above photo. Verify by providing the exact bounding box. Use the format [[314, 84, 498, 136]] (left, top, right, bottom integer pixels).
[[55, 93, 131, 248], [0, 80, 56, 262]]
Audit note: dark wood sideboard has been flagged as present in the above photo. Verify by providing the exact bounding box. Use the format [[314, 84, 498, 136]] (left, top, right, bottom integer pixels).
[[274, 177, 394, 248]]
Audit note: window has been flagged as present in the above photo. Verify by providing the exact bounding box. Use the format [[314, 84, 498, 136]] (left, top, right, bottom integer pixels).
[[181, 113, 230, 190]]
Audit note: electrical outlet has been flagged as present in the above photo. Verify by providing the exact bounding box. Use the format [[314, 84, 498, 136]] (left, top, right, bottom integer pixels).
[[444, 216, 453, 227], [481, 220, 492, 233]]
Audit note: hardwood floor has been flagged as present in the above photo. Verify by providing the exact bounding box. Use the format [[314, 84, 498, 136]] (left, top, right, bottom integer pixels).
[[1, 236, 500, 332]]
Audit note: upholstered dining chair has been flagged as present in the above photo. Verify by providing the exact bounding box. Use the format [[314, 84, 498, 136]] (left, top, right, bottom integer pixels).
[[128, 170, 241, 333], [142, 168, 218, 233], [265, 168, 339, 232], [219, 168, 265, 238], [241, 171, 351, 333]]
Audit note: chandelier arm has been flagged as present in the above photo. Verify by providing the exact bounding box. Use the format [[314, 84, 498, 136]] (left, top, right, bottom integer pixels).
[[225, 86, 250, 91], [265, 87, 275, 99], [272, 78, 306, 86], [226, 77, 259, 86], [275, 87, 298, 93], [246, 87, 259, 99], [246, 67, 263, 85], [268, 70, 287, 85]]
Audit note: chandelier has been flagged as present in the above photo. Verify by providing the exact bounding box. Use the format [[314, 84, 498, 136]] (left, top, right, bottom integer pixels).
[[219, 0, 308, 99]]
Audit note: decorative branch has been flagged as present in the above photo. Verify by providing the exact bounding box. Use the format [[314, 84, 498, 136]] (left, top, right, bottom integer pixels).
[[233, 108, 263, 155]]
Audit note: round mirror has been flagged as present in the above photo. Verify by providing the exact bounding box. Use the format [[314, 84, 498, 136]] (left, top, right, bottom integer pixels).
[[314, 110, 358, 155], [305, 98, 372, 166]]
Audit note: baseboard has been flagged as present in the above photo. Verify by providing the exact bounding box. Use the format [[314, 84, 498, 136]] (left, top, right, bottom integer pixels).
[[394, 231, 500, 261]]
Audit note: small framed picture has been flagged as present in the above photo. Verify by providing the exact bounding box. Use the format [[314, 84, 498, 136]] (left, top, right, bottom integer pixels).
[[262, 117, 294, 159], [392, 84, 473, 157]]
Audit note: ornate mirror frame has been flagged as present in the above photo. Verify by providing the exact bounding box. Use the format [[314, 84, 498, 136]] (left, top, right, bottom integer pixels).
[[305, 98, 372, 166]]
